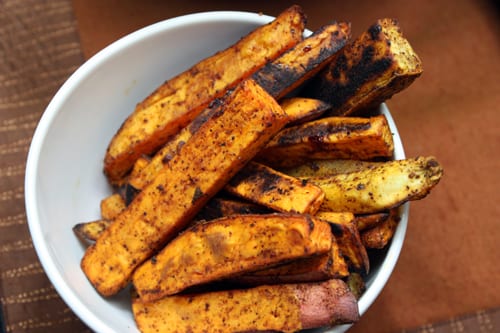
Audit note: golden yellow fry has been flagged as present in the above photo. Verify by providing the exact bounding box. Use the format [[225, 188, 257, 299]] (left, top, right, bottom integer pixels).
[[309, 156, 443, 214]]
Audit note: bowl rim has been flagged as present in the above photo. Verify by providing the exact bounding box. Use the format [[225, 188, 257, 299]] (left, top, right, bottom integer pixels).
[[25, 10, 408, 333]]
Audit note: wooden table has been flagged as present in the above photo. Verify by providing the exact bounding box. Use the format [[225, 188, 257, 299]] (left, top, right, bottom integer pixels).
[[0, 0, 498, 332]]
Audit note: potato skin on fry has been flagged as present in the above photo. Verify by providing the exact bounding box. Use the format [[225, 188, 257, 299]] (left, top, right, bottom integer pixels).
[[310, 156, 443, 214], [132, 279, 359, 333], [133, 213, 333, 302], [81, 79, 288, 296], [103, 5, 306, 183], [304, 18, 423, 116]]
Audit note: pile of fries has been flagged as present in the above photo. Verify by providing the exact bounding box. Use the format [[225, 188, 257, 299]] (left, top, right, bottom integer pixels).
[[73, 5, 443, 333]]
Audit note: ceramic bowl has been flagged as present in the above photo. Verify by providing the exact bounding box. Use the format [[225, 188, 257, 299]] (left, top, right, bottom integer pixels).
[[25, 10, 408, 333]]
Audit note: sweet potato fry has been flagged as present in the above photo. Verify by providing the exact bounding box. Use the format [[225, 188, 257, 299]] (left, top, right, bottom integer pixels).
[[127, 96, 333, 193], [194, 196, 272, 222], [303, 18, 423, 116], [346, 272, 366, 300], [133, 214, 333, 302], [132, 279, 359, 333], [99, 193, 126, 220], [73, 220, 111, 245], [361, 208, 400, 249], [316, 212, 369, 274], [252, 21, 351, 100], [103, 5, 306, 183], [256, 114, 394, 169], [81, 79, 289, 296], [235, 235, 349, 286], [355, 212, 390, 231], [280, 97, 331, 126], [309, 156, 443, 214], [225, 161, 325, 214]]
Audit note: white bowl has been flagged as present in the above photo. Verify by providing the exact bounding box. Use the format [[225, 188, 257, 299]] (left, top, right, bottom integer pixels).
[[25, 10, 408, 333]]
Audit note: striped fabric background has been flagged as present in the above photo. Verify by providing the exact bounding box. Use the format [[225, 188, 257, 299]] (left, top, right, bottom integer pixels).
[[0, 0, 89, 332]]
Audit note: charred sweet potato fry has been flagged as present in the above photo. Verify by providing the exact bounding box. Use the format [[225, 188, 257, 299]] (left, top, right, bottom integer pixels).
[[355, 212, 390, 231], [309, 156, 443, 214], [303, 18, 423, 116], [132, 279, 359, 333], [361, 208, 400, 249], [225, 161, 325, 214], [194, 197, 272, 222], [133, 214, 333, 302], [103, 5, 306, 183], [256, 114, 394, 169], [317, 212, 370, 274], [81, 79, 289, 296], [252, 21, 351, 100], [235, 235, 349, 286]]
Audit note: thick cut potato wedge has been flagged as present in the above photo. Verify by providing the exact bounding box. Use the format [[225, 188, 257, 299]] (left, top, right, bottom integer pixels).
[[361, 208, 400, 249], [309, 156, 443, 214], [81, 79, 289, 296], [304, 18, 422, 116], [256, 115, 394, 169], [235, 235, 348, 285], [225, 161, 325, 214], [133, 213, 333, 302], [132, 279, 359, 333], [316, 212, 369, 274], [252, 21, 351, 100], [103, 5, 306, 183]]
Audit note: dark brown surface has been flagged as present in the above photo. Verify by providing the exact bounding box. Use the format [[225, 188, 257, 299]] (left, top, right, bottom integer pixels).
[[0, 0, 499, 332]]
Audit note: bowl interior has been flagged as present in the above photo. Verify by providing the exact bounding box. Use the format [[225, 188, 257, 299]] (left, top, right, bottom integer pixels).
[[25, 11, 407, 333]]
